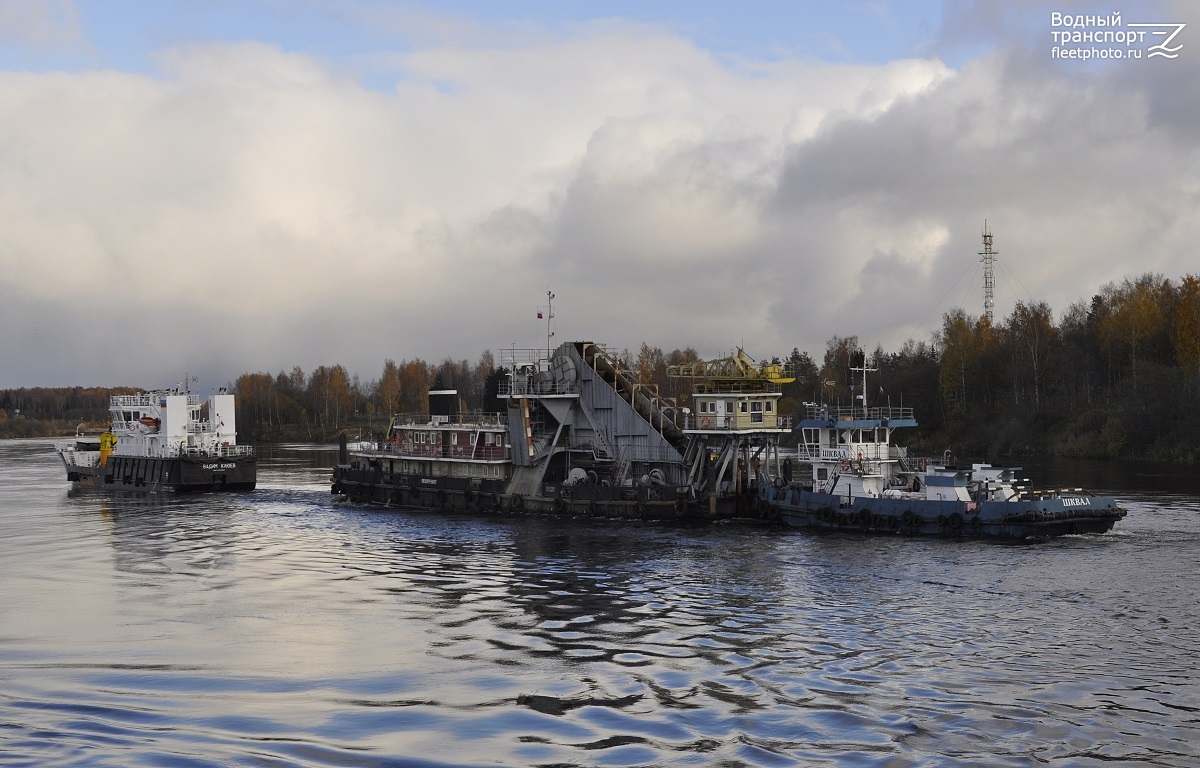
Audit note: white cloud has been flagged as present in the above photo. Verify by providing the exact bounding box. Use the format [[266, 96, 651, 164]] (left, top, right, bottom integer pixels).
[[0, 14, 1195, 388], [0, 0, 80, 49]]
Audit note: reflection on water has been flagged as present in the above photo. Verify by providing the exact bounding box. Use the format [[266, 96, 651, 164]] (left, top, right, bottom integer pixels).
[[0, 439, 1197, 767]]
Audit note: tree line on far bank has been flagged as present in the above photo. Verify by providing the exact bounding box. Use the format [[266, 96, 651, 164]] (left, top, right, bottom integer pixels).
[[3, 271, 1198, 462]]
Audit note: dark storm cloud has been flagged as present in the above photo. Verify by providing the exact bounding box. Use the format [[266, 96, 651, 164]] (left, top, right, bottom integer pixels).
[[766, 34, 1199, 352]]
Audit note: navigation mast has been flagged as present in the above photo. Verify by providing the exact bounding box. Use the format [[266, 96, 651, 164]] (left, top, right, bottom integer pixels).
[[544, 290, 555, 359], [850, 351, 878, 415]]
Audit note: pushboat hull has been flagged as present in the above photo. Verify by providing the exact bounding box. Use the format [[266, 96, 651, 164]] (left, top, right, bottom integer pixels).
[[758, 485, 1126, 539]]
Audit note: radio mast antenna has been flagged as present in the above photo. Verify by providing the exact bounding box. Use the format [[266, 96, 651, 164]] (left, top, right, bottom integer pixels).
[[979, 220, 997, 322]]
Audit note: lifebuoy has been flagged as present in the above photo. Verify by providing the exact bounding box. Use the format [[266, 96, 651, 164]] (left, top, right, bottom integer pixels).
[[700, 416, 713, 428], [840, 459, 851, 472]]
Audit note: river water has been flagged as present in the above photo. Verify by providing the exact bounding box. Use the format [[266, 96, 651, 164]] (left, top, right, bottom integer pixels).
[[1, 439, 1197, 767]]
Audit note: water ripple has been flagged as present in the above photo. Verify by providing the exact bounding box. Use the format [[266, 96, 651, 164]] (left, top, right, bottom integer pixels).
[[0, 441, 1198, 766]]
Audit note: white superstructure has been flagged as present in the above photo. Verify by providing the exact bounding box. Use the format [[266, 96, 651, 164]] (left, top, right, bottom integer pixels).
[[108, 389, 247, 458]]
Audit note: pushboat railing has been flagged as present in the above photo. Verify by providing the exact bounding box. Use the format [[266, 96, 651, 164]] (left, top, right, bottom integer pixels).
[[802, 405, 914, 422]]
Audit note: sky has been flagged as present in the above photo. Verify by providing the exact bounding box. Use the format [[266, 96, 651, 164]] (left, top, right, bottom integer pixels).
[[1, 0, 1196, 389]]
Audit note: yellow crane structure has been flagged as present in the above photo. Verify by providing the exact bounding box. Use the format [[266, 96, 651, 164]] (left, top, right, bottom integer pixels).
[[666, 347, 795, 391], [666, 347, 794, 518]]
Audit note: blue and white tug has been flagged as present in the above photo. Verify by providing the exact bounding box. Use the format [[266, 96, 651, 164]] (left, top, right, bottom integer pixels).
[[757, 367, 1126, 539]]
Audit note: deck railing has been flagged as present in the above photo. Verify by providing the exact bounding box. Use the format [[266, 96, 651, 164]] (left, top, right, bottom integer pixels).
[[389, 412, 508, 428], [111, 392, 201, 408], [802, 405, 914, 421], [499, 376, 580, 397], [682, 414, 791, 431], [181, 444, 254, 458]]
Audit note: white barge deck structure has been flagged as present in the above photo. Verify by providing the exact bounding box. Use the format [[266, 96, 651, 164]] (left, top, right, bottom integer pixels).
[[57, 388, 256, 492]]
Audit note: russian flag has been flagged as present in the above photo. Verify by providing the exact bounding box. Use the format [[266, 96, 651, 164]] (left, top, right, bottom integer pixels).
[[537, 311, 543, 319]]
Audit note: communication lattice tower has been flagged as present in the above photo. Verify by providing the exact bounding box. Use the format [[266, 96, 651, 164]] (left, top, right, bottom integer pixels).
[[979, 220, 997, 322]]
